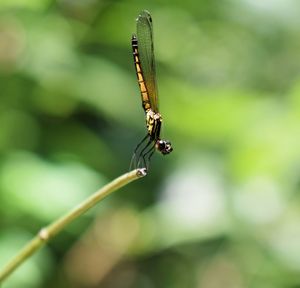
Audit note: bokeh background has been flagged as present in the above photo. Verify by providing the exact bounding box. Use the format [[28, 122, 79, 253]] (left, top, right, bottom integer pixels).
[[1, 0, 300, 287]]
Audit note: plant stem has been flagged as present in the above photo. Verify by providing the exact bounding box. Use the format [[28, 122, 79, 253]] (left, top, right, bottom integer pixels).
[[0, 168, 147, 282]]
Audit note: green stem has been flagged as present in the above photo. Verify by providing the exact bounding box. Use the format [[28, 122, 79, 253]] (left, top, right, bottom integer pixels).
[[0, 168, 147, 282]]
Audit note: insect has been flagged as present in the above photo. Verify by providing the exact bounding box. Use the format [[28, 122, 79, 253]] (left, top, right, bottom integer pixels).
[[131, 10, 173, 170]]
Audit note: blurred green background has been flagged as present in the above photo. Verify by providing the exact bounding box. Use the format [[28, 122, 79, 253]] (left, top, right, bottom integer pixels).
[[1, 0, 300, 287]]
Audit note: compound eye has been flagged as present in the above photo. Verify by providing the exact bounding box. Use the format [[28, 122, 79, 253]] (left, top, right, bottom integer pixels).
[[156, 140, 173, 155]]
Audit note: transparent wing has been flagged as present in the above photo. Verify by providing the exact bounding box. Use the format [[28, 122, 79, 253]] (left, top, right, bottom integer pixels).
[[136, 10, 159, 112]]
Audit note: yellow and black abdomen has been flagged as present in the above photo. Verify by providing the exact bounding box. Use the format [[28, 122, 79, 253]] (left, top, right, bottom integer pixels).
[[132, 35, 151, 112]]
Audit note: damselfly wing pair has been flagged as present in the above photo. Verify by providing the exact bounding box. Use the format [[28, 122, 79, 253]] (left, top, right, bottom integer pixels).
[[131, 10, 173, 170]]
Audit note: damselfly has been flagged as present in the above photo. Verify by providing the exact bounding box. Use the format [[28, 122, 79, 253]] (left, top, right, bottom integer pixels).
[[131, 10, 173, 169]]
